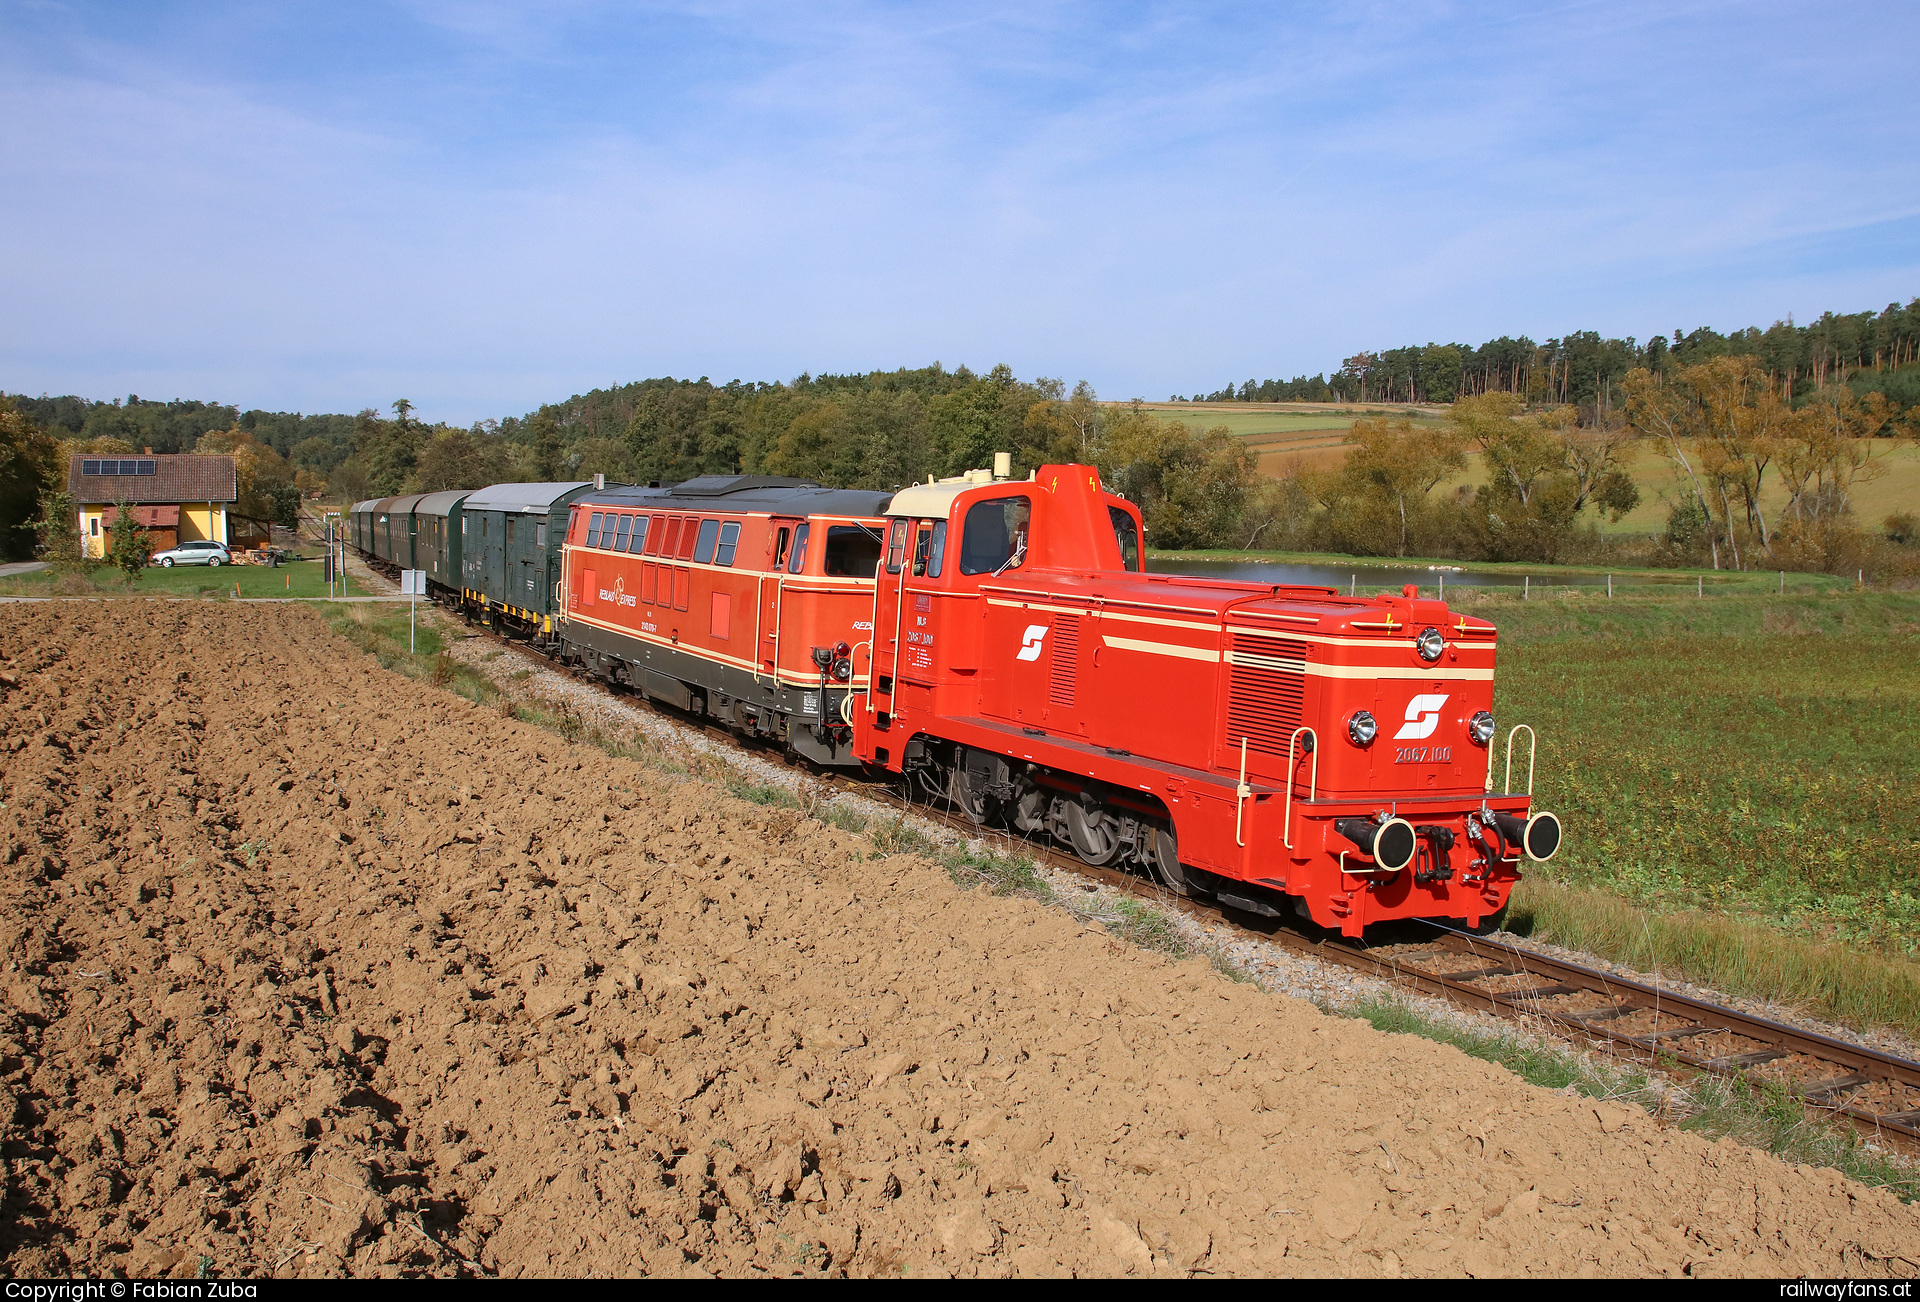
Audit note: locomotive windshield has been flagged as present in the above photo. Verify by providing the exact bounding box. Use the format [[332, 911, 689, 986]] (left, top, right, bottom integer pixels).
[[959, 496, 1031, 575]]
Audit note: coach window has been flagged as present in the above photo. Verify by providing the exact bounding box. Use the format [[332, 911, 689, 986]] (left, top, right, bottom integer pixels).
[[613, 515, 632, 551], [536, 521, 548, 550], [630, 515, 649, 555], [959, 495, 1032, 575], [715, 520, 741, 565], [1108, 506, 1141, 572], [693, 518, 720, 564], [586, 512, 604, 548], [826, 525, 884, 577], [884, 519, 909, 574], [787, 524, 810, 573]]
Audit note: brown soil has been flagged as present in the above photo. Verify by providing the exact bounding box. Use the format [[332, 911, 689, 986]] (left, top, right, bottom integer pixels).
[[3, 603, 1918, 1279]]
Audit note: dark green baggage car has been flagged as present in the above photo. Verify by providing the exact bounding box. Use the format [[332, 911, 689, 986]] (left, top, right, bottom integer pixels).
[[413, 489, 473, 597], [459, 482, 594, 637]]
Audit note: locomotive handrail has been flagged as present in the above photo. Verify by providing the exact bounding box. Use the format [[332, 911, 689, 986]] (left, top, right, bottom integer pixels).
[[1234, 738, 1252, 848], [1282, 726, 1318, 850], [1504, 724, 1537, 796]]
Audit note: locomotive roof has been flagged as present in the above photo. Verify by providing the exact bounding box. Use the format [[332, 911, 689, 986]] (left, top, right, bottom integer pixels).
[[461, 482, 593, 513], [577, 475, 892, 518], [413, 489, 473, 517]]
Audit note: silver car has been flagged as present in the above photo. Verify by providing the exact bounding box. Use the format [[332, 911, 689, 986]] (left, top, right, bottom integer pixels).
[[151, 541, 231, 568]]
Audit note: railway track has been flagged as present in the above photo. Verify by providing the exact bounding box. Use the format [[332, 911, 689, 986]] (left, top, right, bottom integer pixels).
[[828, 772, 1920, 1156], [453, 600, 1920, 1158]]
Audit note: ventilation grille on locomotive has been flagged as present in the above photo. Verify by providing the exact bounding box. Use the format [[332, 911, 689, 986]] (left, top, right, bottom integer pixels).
[[1224, 635, 1307, 756], [1049, 615, 1080, 707]]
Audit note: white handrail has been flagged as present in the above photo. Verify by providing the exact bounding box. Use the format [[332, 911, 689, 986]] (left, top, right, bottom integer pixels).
[[1504, 724, 1537, 796], [1234, 738, 1252, 847]]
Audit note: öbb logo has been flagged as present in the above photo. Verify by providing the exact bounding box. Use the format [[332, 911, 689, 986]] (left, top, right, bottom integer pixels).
[[1016, 624, 1048, 661], [1393, 693, 1449, 740]]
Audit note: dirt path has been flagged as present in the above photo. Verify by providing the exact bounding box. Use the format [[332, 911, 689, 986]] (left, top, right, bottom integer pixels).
[[2, 603, 1915, 1278]]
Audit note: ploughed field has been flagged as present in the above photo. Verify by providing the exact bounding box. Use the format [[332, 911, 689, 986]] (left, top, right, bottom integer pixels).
[[2, 604, 1916, 1278]]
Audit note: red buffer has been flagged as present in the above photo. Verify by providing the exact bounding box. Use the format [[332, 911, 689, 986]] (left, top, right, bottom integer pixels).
[[849, 462, 1561, 937]]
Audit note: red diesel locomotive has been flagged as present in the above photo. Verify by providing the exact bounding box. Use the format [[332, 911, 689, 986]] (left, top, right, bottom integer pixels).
[[552, 462, 1559, 936]]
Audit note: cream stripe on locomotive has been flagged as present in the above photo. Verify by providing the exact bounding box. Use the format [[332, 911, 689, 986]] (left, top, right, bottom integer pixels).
[[565, 607, 870, 689], [990, 596, 1497, 652], [1105, 633, 1496, 680]]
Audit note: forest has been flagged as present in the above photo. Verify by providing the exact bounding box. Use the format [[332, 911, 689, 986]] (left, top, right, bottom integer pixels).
[[1185, 297, 1920, 415], [4, 294, 1915, 571]]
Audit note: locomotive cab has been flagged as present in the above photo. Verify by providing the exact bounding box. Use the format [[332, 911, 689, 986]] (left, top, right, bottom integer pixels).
[[853, 461, 1560, 938]]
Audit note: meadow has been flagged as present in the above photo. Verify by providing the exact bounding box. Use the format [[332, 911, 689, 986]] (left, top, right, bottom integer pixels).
[[0, 558, 362, 600], [1479, 590, 1920, 1033]]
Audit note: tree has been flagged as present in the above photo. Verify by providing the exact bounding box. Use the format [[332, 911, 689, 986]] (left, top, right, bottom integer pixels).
[[531, 412, 565, 481], [0, 398, 58, 562], [1338, 416, 1464, 556], [105, 499, 154, 583]]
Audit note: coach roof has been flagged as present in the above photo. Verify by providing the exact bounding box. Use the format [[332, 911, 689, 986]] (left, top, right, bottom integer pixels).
[[577, 474, 891, 518], [413, 489, 473, 518], [462, 482, 593, 514]]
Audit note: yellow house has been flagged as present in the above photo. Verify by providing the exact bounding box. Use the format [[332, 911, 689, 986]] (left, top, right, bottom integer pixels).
[[71, 454, 236, 559]]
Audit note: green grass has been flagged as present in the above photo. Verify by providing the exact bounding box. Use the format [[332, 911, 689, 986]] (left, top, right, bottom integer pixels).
[[1150, 547, 1859, 596], [0, 558, 362, 600]]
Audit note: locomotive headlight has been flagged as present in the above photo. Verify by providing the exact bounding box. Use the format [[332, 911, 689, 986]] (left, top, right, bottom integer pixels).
[[1416, 627, 1445, 662], [1347, 711, 1378, 746], [1468, 710, 1496, 746], [830, 657, 852, 682]]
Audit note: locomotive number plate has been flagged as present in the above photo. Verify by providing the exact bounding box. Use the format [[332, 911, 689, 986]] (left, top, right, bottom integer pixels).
[[1394, 746, 1450, 764]]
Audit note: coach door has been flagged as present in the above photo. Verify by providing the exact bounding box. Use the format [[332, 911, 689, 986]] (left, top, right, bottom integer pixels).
[[759, 518, 800, 678]]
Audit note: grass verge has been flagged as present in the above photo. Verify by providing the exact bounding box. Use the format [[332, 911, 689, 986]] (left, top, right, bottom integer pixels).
[[1348, 992, 1918, 1202], [0, 558, 360, 599], [1508, 879, 1920, 1040]]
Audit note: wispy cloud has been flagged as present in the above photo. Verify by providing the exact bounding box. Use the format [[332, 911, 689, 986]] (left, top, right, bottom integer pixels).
[[1, 0, 1915, 418]]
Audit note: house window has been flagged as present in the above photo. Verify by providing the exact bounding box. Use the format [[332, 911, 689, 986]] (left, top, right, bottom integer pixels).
[[89, 518, 99, 536]]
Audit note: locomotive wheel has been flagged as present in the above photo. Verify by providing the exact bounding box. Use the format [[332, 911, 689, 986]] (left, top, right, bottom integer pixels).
[[1147, 826, 1194, 896], [1064, 799, 1121, 867], [949, 758, 996, 825]]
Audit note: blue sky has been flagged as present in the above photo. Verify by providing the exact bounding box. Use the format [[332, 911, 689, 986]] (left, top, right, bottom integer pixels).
[[3, 0, 1917, 423]]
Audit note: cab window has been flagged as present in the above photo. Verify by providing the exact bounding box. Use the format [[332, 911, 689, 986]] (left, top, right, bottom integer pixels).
[[715, 520, 741, 565], [787, 524, 810, 573], [959, 496, 1031, 575], [884, 519, 909, 574], [1108, 505, 1141, 572], [926, 520, 947, 577], [826, 525, 883, 577]]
